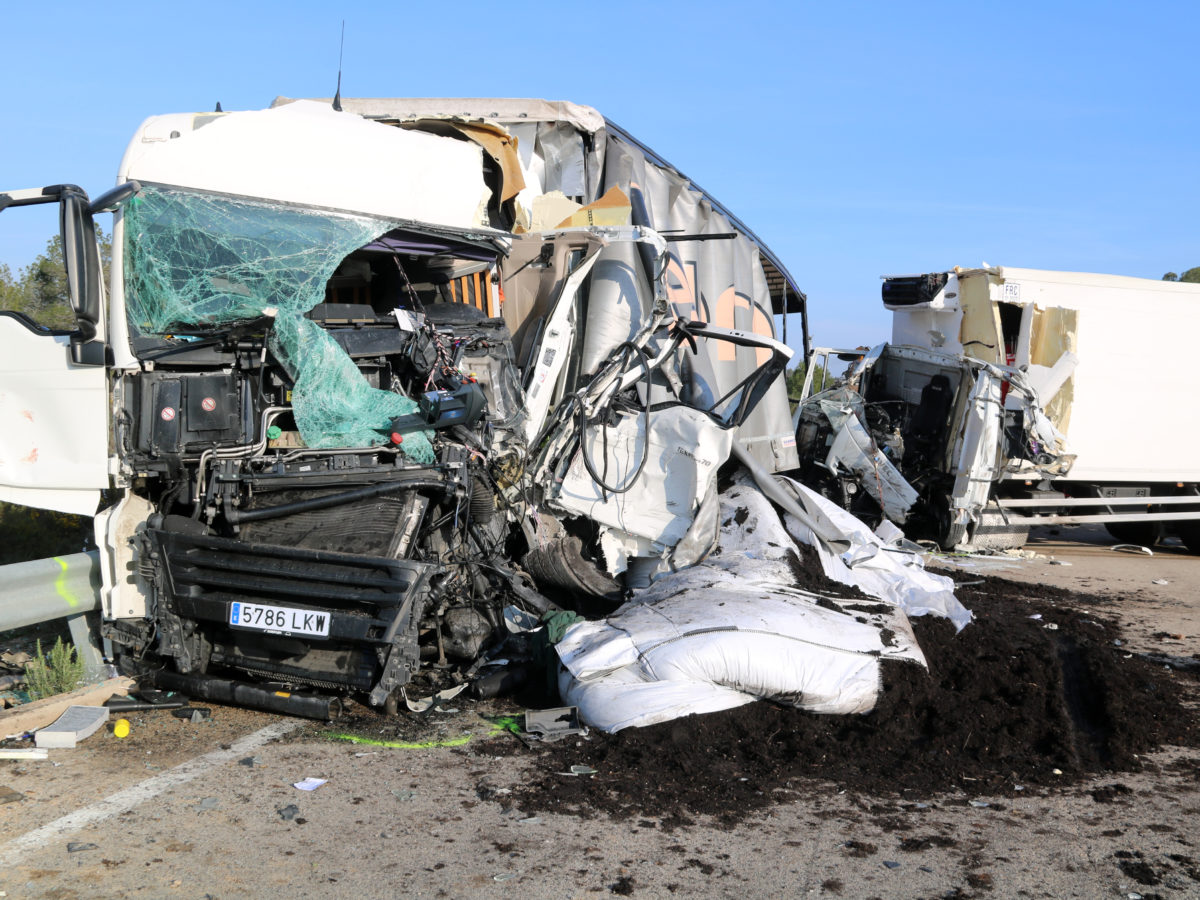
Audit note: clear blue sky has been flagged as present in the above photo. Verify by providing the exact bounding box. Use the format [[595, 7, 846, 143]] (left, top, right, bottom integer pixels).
[[2, 1, 1195, 352]]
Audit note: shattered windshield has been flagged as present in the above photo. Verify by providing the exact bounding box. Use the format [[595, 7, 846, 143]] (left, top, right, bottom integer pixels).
[[123, 184, 391, 334], [123, 184, 434, 460]]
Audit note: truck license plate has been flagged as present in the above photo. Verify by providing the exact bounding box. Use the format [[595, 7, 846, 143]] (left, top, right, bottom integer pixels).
[[229, 602, 330, 637]]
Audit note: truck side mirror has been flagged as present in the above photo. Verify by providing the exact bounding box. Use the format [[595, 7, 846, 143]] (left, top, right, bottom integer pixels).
[[0, 182, 119, 366], [59, 187, 105, 366], [89, 180, 140, 215]]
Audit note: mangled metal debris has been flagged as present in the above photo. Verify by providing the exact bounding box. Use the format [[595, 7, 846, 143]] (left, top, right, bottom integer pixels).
[[794, 265, 1200, 554], [523, 707, 586, 741], [794, 341, 1072, 550], [0, 98, 818, 722]]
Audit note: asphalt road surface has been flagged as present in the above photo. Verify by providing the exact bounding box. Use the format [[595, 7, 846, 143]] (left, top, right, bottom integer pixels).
[[3, 525, 1199, 899]]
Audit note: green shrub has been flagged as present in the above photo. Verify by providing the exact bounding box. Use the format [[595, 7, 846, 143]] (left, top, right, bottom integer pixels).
[[24, 638, 85, 700], [0, 502, 95, 565]]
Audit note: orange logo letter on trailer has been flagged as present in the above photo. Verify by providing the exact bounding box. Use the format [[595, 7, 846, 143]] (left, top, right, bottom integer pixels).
[[714, 287, 774, 365]]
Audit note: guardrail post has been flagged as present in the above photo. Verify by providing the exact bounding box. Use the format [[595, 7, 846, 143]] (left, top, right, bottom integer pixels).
[[65, 611, 106, 681]]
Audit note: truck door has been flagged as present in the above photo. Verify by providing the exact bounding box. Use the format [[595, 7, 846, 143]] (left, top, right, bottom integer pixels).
[[0, 185, 109, 516], [947, 365, 1004, 541]]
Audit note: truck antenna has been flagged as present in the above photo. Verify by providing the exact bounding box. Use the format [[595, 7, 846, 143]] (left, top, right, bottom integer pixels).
[[332, 20, 345, 112]]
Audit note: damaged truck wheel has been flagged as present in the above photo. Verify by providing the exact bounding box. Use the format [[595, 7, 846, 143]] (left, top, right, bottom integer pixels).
[[934, 496, 967, 551]]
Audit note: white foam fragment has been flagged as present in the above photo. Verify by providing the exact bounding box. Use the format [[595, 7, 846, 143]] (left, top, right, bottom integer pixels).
[[34, 706, 109, 749]]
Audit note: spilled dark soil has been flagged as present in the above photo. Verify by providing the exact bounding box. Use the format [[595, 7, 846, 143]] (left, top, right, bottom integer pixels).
[[482, 573, 1199, 828]]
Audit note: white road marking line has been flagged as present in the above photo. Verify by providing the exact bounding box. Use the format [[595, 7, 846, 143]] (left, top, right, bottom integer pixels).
[[1, 719, 301, 862]]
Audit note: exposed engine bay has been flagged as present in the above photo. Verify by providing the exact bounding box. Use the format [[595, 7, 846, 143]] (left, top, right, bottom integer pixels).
[[102, 184, 790, 715]]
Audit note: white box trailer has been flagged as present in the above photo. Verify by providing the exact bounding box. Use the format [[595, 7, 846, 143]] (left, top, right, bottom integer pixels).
[[795, 266, 1200, 552]]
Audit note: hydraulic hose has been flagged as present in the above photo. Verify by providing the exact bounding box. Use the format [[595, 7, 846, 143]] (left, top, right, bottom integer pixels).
[[577, 341, 653, 495]]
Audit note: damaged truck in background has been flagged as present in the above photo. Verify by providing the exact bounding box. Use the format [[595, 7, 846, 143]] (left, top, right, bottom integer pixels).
[[0, 98, 806, 718], [794, 266, 1200, 553]]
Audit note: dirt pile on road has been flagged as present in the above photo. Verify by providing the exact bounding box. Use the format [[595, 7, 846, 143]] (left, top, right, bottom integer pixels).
[[492, 575, 1199, 827]]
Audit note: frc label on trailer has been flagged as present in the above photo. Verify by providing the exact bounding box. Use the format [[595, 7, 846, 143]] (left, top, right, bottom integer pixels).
[[229, 602, 330, 637]]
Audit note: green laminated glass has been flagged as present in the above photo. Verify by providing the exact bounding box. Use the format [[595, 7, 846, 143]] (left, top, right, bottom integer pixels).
[[123, 185, 433, 462]]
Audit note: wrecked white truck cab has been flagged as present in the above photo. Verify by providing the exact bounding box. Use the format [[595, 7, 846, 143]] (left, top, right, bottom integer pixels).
[[0, 100, 800, 717], [796, 266, 1200, 552]]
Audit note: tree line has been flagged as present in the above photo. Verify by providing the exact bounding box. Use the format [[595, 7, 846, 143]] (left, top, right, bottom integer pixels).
[[0, 229, 111, 330]]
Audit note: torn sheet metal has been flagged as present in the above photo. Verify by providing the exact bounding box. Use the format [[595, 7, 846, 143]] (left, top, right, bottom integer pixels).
[[822, 402, 918, 522], [535, 314, 790, 585], [555, 405, 733, 570], [949, 367, 1004, 530], [1022, 349, 1078, 410], [520, 246, 603, 443], [520, 226, 665, 445], [436, 120, 526, 203], [404, 683, 467, 713], [529, 191, 583, 232], [1000, 366, 1075, 478], [794, 342, 1075, 548], [773, 477, 972, 630], [556, 479, 963, 733], [524, 707, 586, 741], [579, 239, 654, 376]]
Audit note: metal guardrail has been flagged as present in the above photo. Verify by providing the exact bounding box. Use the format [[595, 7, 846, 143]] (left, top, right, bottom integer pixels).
[[0, 551, 105, 679]]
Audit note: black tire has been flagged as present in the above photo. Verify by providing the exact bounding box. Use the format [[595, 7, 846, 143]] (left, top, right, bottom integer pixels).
[[113, 649, 151, 678], [934, 497, 968, 551], [1104, 522, 1163, 547], [1177, 521, 1200, 555]]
